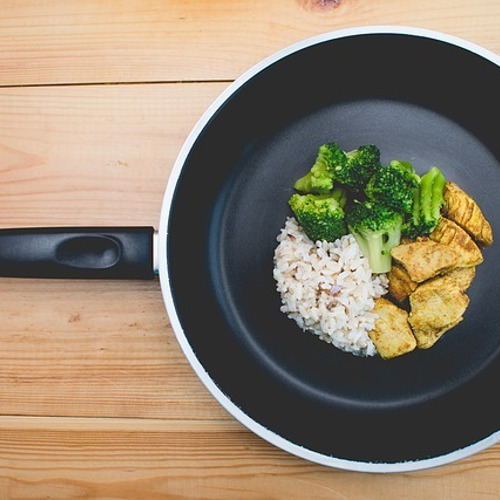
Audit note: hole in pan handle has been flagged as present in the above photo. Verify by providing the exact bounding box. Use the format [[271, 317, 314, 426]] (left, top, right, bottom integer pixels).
[[0, 227, 157, 279]]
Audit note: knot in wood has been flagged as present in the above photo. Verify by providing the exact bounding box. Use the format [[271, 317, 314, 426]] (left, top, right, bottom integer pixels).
[[298, 0, 342, 12]]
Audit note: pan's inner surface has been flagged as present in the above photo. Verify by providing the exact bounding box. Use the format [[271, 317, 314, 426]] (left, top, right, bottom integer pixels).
[[168, 34, 500, 463]]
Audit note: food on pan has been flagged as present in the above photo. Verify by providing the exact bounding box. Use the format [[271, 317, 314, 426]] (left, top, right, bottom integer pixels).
[[388, 265, 418, 303], [273, 217, 387, 356], [345, 200, 402, 274], [273, 141, 493, 358], [391, 240, 461, 283], [408, 277, 470, 349], [293, 144, 381, 194], [288, 188, 347, 242], [403, 167, 446, 239], [388, 265, 475, 304], [429, 217, 483, 267], [442, 266, 476, 291], [368, 298, 416, 359], [444, 181, 493, 246]]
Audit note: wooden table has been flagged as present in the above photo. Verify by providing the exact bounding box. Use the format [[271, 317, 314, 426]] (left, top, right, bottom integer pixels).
[[1, 1, 499, 498]]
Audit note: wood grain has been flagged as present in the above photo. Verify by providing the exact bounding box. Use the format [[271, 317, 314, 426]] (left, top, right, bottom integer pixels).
[[0, 83, 226, 227], [0, 0, 499, 86], [0, 416, 500, 499], [0, 278, 228, 420]]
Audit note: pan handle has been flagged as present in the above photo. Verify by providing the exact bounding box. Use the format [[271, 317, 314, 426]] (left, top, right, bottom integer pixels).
[[0, 227, 156, 279]]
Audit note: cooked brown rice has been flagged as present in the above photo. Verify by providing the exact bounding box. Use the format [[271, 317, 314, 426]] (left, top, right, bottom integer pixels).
[[273, 217, 388, 356]]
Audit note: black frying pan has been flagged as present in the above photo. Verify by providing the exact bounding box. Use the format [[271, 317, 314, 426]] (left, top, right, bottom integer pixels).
[[2, 27, 499, 472], [161, 26, 500, 471]]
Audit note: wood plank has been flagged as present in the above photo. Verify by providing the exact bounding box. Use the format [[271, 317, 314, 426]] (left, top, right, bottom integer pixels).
[[0, 278, 228, 419], [0, 82, 227, 227], [0, 0, 499, 86], [0, 416, 499, 499]]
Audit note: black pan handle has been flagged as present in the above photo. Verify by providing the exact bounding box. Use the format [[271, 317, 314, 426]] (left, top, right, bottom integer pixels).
[[0, 227, 156, 279]]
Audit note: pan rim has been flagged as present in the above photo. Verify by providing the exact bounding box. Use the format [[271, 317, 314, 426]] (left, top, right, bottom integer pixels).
[[158, 25, 500, 472]]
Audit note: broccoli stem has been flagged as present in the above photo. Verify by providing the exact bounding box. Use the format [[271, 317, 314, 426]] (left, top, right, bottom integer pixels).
[[420, 166, 446, 227], [351, 233, 391, 274], [419, 167, 436, 222], [431, 167, 446, 220], [351, 229, 400, 274], [293, 172, 314, 193], [367, 235, 393, 273], [411, 184, 421, 226]]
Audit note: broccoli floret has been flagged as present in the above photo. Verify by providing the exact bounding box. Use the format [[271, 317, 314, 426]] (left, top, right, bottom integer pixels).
[[293, 143, 380, 194], [293, 142, 347, 194], [403, 166, 446, 238], [346, 200, 403, 274], [288, 192, 347, 242], [365, 160, 420, 214], [389, 160, 421, 185], [333, 144, 382, 192]]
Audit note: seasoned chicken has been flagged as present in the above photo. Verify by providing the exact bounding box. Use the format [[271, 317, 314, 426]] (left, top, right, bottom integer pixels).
[[439, 266, 475, 292], [443, 182, 493, 246], [429, 217, 483, 267], [413, 318, 464, 350], [368, 298, 416, 359], [391, 240, 461, 283], [408, 278, 469, 349], [388, 265, 418, 303], [388, 264, 475, 303]]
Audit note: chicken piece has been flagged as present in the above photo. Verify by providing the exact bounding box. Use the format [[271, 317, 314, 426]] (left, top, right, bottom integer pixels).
[[443, 182, 493, 246], [368, 298, 416, 359], [408, 278, 469, 349], [391, 240, 461, 283], [388, 265, 418, 303], [429, 217, 483, 267], [412, 318, 464, 350], [389, 263, 475, 303], [440, 266, 475, 292], [410, 277, 469, 330]]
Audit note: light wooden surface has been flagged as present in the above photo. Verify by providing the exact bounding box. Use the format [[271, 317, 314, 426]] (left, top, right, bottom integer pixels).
[[1, 1, 499, 498]]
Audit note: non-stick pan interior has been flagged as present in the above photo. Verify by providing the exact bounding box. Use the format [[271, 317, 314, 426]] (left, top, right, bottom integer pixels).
[[167, 33, 500, 464]]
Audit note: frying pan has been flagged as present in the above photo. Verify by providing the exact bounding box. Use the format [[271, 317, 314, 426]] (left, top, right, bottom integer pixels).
[[2, 26, 500, 472]]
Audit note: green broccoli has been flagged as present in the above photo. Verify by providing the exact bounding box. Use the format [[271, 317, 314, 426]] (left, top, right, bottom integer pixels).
[[389, 160, 421, 184], [346, 200, 403, 274], [333, 144, 382, 192], [365, 160, 420, 214], [293, 142, 346, 194], [403, 166, 446, 238], [293, 143, 381, 194], [331, 186, 347, 208], [402, 183, 423, 239], [288, 190, 347, 242]]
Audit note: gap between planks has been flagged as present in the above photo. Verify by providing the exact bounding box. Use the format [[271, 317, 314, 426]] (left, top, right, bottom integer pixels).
[[0, 79, 234, 90], [0, 415, 239, 432]]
